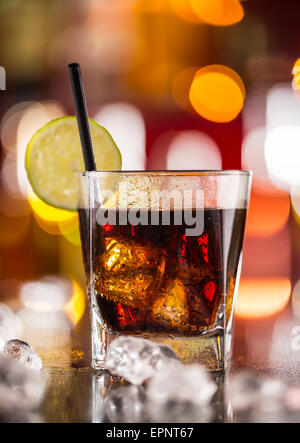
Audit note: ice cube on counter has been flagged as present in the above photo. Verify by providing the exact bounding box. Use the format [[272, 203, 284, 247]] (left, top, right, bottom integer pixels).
[[0, 357, 46, 414], [147, 363, 217, 408], [104, 336, 179, 385], [1, 339, 42, 370]]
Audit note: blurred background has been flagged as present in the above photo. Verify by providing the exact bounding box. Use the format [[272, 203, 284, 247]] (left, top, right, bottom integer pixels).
[[0, 0, 300, 371]]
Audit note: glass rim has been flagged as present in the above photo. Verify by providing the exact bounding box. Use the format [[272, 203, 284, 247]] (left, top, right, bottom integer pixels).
[[82, 169, 252, 177]]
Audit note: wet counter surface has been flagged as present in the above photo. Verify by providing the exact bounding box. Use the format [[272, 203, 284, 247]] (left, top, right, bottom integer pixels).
[[4, 310, 300, 423], [8, 357, 300, 423], [42, 367, 225, 423]]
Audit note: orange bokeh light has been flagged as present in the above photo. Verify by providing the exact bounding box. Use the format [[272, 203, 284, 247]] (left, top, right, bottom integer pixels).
[[245, 191, 290, 237], [235, 278, 291, 319], [190, 0, 244, 26], [189, 65, 245, 123], [172, 66, 199, 112], [169, 0, 200, 23]]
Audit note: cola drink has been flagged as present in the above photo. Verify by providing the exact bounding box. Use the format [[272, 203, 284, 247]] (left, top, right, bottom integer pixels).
[[82, 208, 246, 335]]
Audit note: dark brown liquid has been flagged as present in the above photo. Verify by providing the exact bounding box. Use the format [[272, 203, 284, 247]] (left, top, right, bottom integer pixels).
[[79, 208, 246, 335]]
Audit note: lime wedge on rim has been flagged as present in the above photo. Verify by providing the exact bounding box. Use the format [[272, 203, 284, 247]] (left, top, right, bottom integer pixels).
[[25, 116, 121, 210]]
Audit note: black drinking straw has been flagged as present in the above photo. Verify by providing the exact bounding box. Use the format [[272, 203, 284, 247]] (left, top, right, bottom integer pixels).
[[68, 63, 96, 171]]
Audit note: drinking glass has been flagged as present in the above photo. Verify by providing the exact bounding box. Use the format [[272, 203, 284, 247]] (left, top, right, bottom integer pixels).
[[79, 171, 251, 372]]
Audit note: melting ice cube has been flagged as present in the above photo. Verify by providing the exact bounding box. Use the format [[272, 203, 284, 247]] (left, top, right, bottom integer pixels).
[[147, 363, 217, 409], [104, 336, 179, 385], [0, 357, 46, 414], [2, 339, 42, 370]]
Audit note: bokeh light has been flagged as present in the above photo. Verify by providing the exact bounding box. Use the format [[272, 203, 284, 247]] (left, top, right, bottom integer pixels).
[[265, 125, 300, 190], [291, 188, 300, 225], [64, 280, 86, 325], [94, 102, 146, 170], [16, 101, 65, 197], [292, 280, 300, 321], [235, 278, 291, 319], [265, 85, 300, 190], [189, 65, 245, 123], [21, 277, 72, 313], [190, 0, 244, 26], [18, 307, 72, 349], [169, 0, 200, 24], [267, 85, 300, 130], [48, 0, 140, 77], [0, 102, 42, 202], [242, 127, 286, 195], [0, 188, 30, 218], [242, 224, 291, 278], [28, 188, 76, 236], [172, 67, 199, 112], [242, 89, 267, 135], [28, 188, 75, 224], [242, 127, 268, 190], [1, 154, 24, 200], [147, 131, 177, 170], [18, 276, 84, 349], [135, 0, 169, 14], [166, 130, 222, 169], [245, 191, 290, 237], [58, 215, 81, 247], [0, 102, 35, 153], [292, 58, 300, 92]]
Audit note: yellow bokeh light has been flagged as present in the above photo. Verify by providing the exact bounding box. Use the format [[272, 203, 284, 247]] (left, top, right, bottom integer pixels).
[[28, 188, 76, 223], [235, 278, 291, 319], [189, 65, 245, 123], [190, 0, 244, 26], [292, 58, 300, 92], [64, 280, 86, 325], [58, 214, 81, 247], [62, 228, 81, 247]]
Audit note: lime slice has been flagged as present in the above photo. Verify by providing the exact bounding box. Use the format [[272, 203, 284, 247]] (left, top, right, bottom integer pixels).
[[25, 116, 121, 210]]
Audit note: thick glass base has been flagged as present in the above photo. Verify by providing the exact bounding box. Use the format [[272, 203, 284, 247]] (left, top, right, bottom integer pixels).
[[91, 311, 229, 372]]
